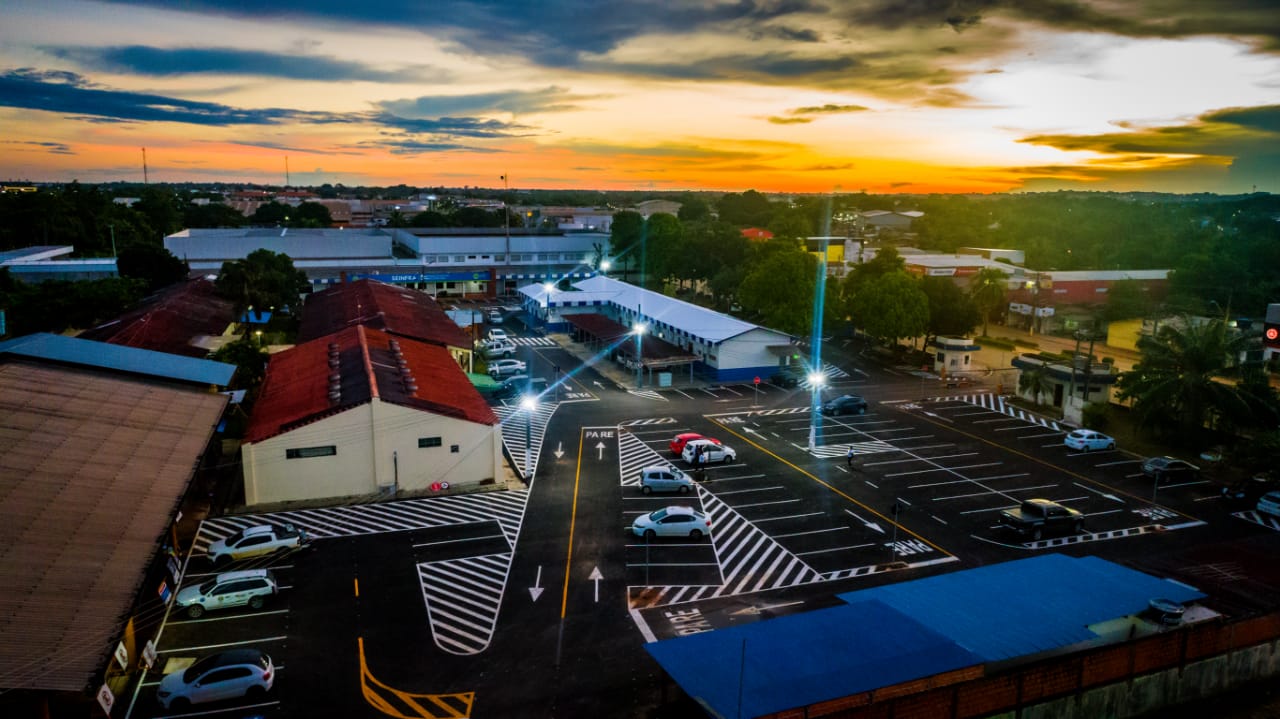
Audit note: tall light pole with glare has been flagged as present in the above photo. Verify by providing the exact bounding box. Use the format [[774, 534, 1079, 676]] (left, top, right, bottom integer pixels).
[[633, 320, 646, 388], [807, 371, 826, 451]]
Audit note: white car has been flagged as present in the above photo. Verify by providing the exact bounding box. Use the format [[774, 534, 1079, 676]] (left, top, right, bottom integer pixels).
[[631, 506, 711, 540], [487, 328, 508, 342], [487, 309, 503, 324], [156, 649, 274, 710], [206, 524, 307, 566], [1064, 429, 1115, 452], [175, 569, 277, 619], [682, 438, 737, 466], [487, 358, 527, 378], [638, 466, 695, 494]]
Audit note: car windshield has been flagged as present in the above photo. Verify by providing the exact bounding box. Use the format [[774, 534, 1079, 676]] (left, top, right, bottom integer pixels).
[[649, 509, 669, 520], [197, 578, 218, 594], [182, 654, 220, 683]]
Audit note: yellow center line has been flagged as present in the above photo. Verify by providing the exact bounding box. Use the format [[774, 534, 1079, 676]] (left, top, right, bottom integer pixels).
[[710, 418, 952, 556], [560, 429, 587, 618]]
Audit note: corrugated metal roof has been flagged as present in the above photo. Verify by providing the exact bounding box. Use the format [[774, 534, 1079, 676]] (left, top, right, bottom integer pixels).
[[77, 278, 235, 357], [0, 363, 228, 691], [390, 230, 608, 255], [298, 279, 473, 349], [566, 276, 787, 344], [164, 228, 393, 261], [0, 333, 235, 387], [838, 554, 1205, 662], [244, 325, 495, 443], [646, 599, 981, 719]]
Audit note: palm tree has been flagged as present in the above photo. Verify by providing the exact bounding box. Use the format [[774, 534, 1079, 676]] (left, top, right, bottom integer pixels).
[[969, 267, 1008, 336], [1116, 316, 1266, 441], [1018, 363, 1053, 407]]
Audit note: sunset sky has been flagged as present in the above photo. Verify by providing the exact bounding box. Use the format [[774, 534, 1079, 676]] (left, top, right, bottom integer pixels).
[[2, 0, 1279, 194]]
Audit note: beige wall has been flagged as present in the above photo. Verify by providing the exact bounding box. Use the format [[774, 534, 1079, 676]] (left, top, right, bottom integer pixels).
[[243, 399, 502, 506]]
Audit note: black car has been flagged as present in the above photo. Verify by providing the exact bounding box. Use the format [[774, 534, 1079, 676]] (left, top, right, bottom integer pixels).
[[1141, 456, 1200, 482], [769, 366, 805, 388], [821, 394, 868, 416]]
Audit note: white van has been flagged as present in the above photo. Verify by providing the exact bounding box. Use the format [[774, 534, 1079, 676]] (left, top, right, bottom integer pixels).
[[639, 466, 694, 494]]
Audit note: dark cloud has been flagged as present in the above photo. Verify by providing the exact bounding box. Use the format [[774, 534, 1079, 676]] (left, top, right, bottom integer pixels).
[[2, 140, 75, 155], [46, 45, 443, 82], [377, 87, 600, 117], [0, 68, 531, 141], [0, 68, 350, 126], [750, 25, 822, 42], [1015, 104, 1280, 191], [350, 138, 502, 155], [563, 141, 768, 161], [791, 103, 869, 114], [767, 116, 813, 124]]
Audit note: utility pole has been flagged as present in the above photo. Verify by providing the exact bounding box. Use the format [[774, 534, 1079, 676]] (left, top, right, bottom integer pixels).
[[141, 147, 148, 185], [285, 156, 290, 187]]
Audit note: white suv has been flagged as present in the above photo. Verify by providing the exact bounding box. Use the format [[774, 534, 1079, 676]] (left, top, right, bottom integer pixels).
[[481, 340, 517, 359], [206, 524, 307, 566], [682, 439, 737, 466], [639, 466, 695, 494], [175, 569, 278, 618]]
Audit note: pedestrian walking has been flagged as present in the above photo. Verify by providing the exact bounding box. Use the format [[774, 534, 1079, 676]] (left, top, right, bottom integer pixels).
[[846, 445, 855, 468]]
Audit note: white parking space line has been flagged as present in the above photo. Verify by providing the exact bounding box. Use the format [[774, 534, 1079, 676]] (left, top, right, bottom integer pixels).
[[751, 512, 825, 523], [1163, 480, 1211, 489], [168, 609, 290, 625], [994, 425, 1048, 432], [1042, 442, 1067, 448], [1020, 431, 1066, 439], [709, 473, 767, 482], [909, 473, 1029, 489], [183, 564, 296, 580], [973, 417, 1024, 424], [773, 526, 849, 539], [632, 427, 685, 436], [1085, 509, 1126, 517], [796, 543, 876, 556], [625, 542, 710, 548], [892, 443, 956, 453], [412, 533, 506, 549], [159, 635, 288, 653], [864, 452, 979, 467], [153, 699, 281, 718], [714, 486, 784, 496], [673, 389, 696, 399], [952, 410, 999, 417], [1095, 459, 1142, 467], [884, 462, 1001, 478], [732, 499, 803, 509], [932, 483, 1058, 501]]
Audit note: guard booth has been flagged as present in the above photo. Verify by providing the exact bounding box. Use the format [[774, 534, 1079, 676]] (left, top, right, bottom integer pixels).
[[930, 336, 981, 377]]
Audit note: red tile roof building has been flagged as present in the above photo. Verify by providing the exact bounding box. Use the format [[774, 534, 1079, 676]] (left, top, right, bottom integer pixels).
[[299, 279, 474, 370], [77, 277, 234, 357], [242, 325, 501, 506]]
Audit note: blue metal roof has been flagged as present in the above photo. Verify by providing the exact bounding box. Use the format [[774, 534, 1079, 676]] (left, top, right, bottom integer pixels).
[[645, 599, 981, 719], [0, 333, 235, 387], [838, 554, 1205, 662]]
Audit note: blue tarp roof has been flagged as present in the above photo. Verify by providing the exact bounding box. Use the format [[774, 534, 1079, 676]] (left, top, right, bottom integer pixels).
[[0, 332, 235, 387], [647, 555, 1205, 718], [838, 554, 1205, 662], [646, 599, 981, 719]]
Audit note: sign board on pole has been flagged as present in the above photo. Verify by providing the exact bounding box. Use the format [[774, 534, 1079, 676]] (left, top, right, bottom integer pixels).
[[142, 639, 158, 669], [114, 642, 128, 670], [97, 684, 114, 715], [753, 376, 761, 385]]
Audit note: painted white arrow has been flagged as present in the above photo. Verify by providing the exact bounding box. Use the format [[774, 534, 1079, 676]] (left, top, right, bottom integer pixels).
[[554, 441, 564, 459], [1073, 481, 1125, 503], [593, 381, 604, 388], [596, 441, 606, 459], [589, 566, 603, 602], [844, 508, 885, 534], [729, 600, 804, 616], [529, 566, 544, 602], [922, 411, 953, 423]]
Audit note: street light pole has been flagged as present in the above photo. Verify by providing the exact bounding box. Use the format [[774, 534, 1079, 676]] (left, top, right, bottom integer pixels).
[[633, 317, 646, 388], [807, 372, 826, 452]]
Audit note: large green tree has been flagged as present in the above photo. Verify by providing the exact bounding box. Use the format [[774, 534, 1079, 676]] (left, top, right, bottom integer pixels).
[[644, 213, 685, 289], [738, 248, 816, 335], [969, 267, 1009, 336], [920, 275, 981, 342], [1116, 317, 1270, 442], [609, 210, 644, 277], [717, 190, 773, 227], [117, 244, 189, 292], [215, 249, 309, 327], [851, 271, 929, 344]]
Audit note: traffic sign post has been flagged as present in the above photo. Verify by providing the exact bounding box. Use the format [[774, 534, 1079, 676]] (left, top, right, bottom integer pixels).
[[753, 376, 760, 405]]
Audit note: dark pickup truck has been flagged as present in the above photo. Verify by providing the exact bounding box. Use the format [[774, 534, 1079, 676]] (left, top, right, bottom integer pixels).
[[998, 499, 1083, 540]]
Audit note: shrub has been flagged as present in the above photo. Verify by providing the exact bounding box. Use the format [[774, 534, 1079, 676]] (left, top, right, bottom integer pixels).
[[1081, 402, 1111, 432]]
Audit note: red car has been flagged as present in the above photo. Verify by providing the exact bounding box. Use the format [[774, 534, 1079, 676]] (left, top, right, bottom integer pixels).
[[669, 433, 721, 455]]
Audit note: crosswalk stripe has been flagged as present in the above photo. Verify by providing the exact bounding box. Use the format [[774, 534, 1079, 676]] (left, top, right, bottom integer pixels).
[[619, 417, 678, 426], [420, 552, 510, 655], [508, 336, 556, 347], [627, 389, 666, 401]]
